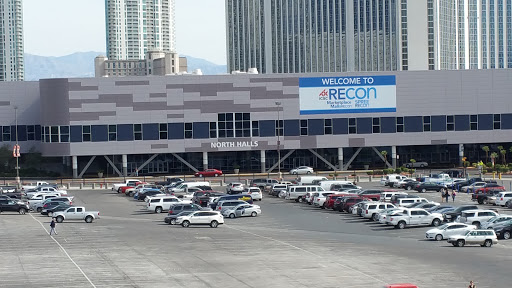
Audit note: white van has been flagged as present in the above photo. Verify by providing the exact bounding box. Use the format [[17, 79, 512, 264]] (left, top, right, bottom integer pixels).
[[380, 174, 408, 187], [380, 191, 408, 202], [298, 176, 328, 186], [146, 196, 191, 213], [171, 181, 210, 193], [318, 180, 354, 191], [286, 185, 325, 202], [495, 191, 512, 206], [397, 197, 429, 207]]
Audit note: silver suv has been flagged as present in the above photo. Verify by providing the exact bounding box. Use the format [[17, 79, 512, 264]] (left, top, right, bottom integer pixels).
[[447, 229, 498, 247]]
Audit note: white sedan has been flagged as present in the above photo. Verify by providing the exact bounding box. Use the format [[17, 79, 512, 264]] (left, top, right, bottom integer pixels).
[[245, 187, 263, 201], [425, 223, 477, 241], [223, 204, 261, 218], [289, 166, 314, 175]]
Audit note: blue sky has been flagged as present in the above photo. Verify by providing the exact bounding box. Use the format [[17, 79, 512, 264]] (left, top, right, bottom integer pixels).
[[23, 0, 227, 65]]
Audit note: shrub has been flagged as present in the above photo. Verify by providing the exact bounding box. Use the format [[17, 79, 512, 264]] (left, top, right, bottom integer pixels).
[[366, 171, 373, 175], [373, 170, 384, 175], [394, 168, 402, 174], [401, 167, 410, 173], [486, 162, 493, 168], [383, 168, 393, 175]]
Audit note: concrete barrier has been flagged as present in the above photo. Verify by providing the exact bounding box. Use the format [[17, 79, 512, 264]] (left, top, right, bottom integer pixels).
[[369, 175, 373, 182], [79, 183, 83, 189], [92, 183, 96, 189]]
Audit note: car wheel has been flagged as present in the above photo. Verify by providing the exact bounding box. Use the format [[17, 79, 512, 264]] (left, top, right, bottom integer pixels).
[[406, 186, 412, 190], [397, 221, 406, 229], [56, 216, 64, 223], [18, 208, 26, 214], [421, 188, 426, 193], [251, 211, 257, 217], [170, 218, 176, 225], [210, 220, 219, 228], [483, 198, 489, 205], [298, 197, 303, 203], [181, 220, 190, 227], [457, 239, 465, 247], [85, 216, 93, 223], [435, 234, 443, 241], [472, 221, 481, 229], [432, 219, 441, 227], [36, 207, 42, 213], [373, 214, 379, 221], [503, 231, 511, 240], [484, 239, 493, 247], [229, 213, 236, 219], [155, 207, 163, 213]]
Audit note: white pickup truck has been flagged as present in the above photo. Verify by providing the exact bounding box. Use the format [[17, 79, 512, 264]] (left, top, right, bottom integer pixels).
[[424, 173, 465, 186], [26, 186, 67, 198], [27, 193, 63, 209], [53, 206, 100, 223], [22, 181, 53, 190], [386, 208, 443, 229], [112, 179, 141, 192]]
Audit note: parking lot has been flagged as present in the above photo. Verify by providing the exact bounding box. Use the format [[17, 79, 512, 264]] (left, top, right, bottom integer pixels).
[[1, 182, 511, 288]]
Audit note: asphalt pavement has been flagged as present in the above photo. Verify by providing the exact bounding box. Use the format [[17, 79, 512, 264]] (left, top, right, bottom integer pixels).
[[0, 183, 511, 288]]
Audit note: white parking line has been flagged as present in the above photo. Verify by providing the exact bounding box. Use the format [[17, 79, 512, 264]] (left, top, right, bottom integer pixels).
[[29, 214, 97, 288], [225, 224, 386, 285]]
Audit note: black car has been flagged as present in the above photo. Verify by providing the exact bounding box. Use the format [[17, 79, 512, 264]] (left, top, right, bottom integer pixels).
[[494, 222, 512, 240], [0, 199, 30, 214], [192, 191, 226, 207], [415, 182, 447, 193], [167, 203, 205, 217], [443, 205, 479, 222], [401, 180, 420, 190], [164, 210, 195, 225], [138, 191, 161, 201], [44, 204, 73, 217]]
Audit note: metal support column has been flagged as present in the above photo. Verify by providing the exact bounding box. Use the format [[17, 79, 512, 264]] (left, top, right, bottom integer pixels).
[[122, 154, 128, 176], [459, 144, 464, 167], [344, 147, 363, 170], [371, 147, 393, 169], [104, 156, 123, 176], [171, 153, 199, 172], [260, 150, 266, 173], [308, 149, 337, 171], [267, 150, 295, 173], [338, 148, 344, 170], [78, 156, 96, 178], [202, 151, 208, 170], [72, 156, 78, 178], [391, 146, 397, 169]]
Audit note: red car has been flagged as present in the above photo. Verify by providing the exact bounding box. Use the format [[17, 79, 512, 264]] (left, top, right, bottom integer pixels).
[[473, 183, 505, 194], [194, 169, 223, 177], [325, 194, 350, 209], [119, 181, 144, 193]]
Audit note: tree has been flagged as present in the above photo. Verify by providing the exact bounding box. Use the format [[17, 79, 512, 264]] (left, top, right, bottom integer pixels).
[[23, 147, 43, 169], [381, 150, 388, 168], [500, 149, 507, 165], [490, 152, 498, 166], [482, 146, 490, 163]]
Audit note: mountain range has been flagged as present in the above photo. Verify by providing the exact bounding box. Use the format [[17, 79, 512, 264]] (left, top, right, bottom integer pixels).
[[24, 52, 227, 81]]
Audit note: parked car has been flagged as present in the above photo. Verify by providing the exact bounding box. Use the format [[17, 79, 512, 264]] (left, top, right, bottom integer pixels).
[[289, 166, 314, 175], [447, 229, 498, 247], [269, 184, 288, 197], [313, 192, 334, 208], [472, 189, 505, 205], [175, 211, 224, 228], [415, 182, 447, 193], [473, 183, 505, 194], [457, 209, 499, 228], [460, 182, 487, 193], [386, 208, 443, 229], [493, 220, 512, 239], [244, 187, 263, 201], [250, 178, 279, 191], [226, 182, 245, 194], [33, 197, 73, 212], [194, 169, 223, 177], [443, 205, 479, 222], [390, 194, 420, 205], [222, 204, 261, 218], [0, 199, 29, 214], [216, 200, 249, 214], [146, 196, 190, 213], [53, 206, 100, 223], [362, 202, 396, 221], [155, 177, 184, 186], [43, 204, 73, 217], [404, 161, 428, 168], [164, 211, 194, 225], [495, 191, 512, 206], [396, 179, 419, 190], [165, 204, 209, 224], [480, 215, 512, 229], [425, 223, 477, 241]]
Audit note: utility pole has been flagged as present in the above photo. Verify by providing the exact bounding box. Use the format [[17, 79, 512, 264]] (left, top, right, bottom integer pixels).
[[14, 106, 20, 189], [275, 101, 282, 181]]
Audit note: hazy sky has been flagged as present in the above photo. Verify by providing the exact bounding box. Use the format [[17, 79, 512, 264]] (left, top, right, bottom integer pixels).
[[23, 0, 227, 65]]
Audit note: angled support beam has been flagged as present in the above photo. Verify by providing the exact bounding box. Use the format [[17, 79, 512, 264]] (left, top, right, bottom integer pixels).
[[267, 150, 295, 173], [371, 147, 393, 168], [78, 156, 96, 178], [343, 148, 362, 170], [129, 154, 159, 176], [171, 153, 199, 173], [308, 149, 337, 171], [104, 155, 123, 177]]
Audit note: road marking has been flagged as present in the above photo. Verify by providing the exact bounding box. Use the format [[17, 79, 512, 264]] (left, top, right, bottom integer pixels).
[[225, 224, 386, 285], [29, 214, 97, 288]]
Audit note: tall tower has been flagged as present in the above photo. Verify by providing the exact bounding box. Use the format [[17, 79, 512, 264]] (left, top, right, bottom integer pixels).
[[0, 0, 24, 81], [105, 0, 176, 60]]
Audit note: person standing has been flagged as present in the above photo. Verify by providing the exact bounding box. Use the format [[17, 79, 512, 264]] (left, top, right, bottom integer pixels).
[[49, 218, 57, 235], [444, 190, 450, 203], [452, 190, 456, 202], [468, 280, 476, 288]]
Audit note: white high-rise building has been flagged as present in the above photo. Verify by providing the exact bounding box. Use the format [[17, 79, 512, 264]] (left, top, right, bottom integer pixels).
[[105, 0, 176, 60], [0, 0, 24, 81]]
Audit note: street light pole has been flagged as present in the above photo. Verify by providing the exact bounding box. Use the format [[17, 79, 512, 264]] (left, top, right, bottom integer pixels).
[[275, 102, 282, 181], [14, 106, 20, 188]]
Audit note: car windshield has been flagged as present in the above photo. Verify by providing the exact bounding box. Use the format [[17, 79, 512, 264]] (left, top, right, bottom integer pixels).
[[177, 211, 193, 216]]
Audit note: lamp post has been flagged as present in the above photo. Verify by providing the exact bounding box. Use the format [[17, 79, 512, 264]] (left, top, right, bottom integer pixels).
[[275, 101, 282, 180], [14, 106, 20, 188]]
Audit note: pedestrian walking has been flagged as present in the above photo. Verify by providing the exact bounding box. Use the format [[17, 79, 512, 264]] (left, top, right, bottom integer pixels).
[[49, 218, 57, 235], [444, 190, 450, 203], [468, 280, 476, 288], [452, 190, 456, 202]]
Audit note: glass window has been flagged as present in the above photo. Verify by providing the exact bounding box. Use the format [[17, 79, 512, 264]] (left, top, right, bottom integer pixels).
[[470, 115, 478, 130], [275, 120, 283, 136], [349, 118, 356, 134], [134, 124, 142, 140], [209, 122, 217, 138], [494, 114, 501, 129], [447, 115, 455, 131], [60, 126, 69, 143], [300, 120, 308, 136], [108, 125, 117, 141], [372, 118, 380, 133], [396, 117, 404, 132], [324, 119, 332, 135], [218, 113, 234, 138], [252, 121, 259, 137], [423, 116, 431, 132], [235, 113, 251, 137], [50, 126, 59, 143], [82, 125, 91, 142], [27, 125, 35, 141], [184, 123, 193, 139], [159, 123, 167, 139], [2, 126, 10, 142]]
